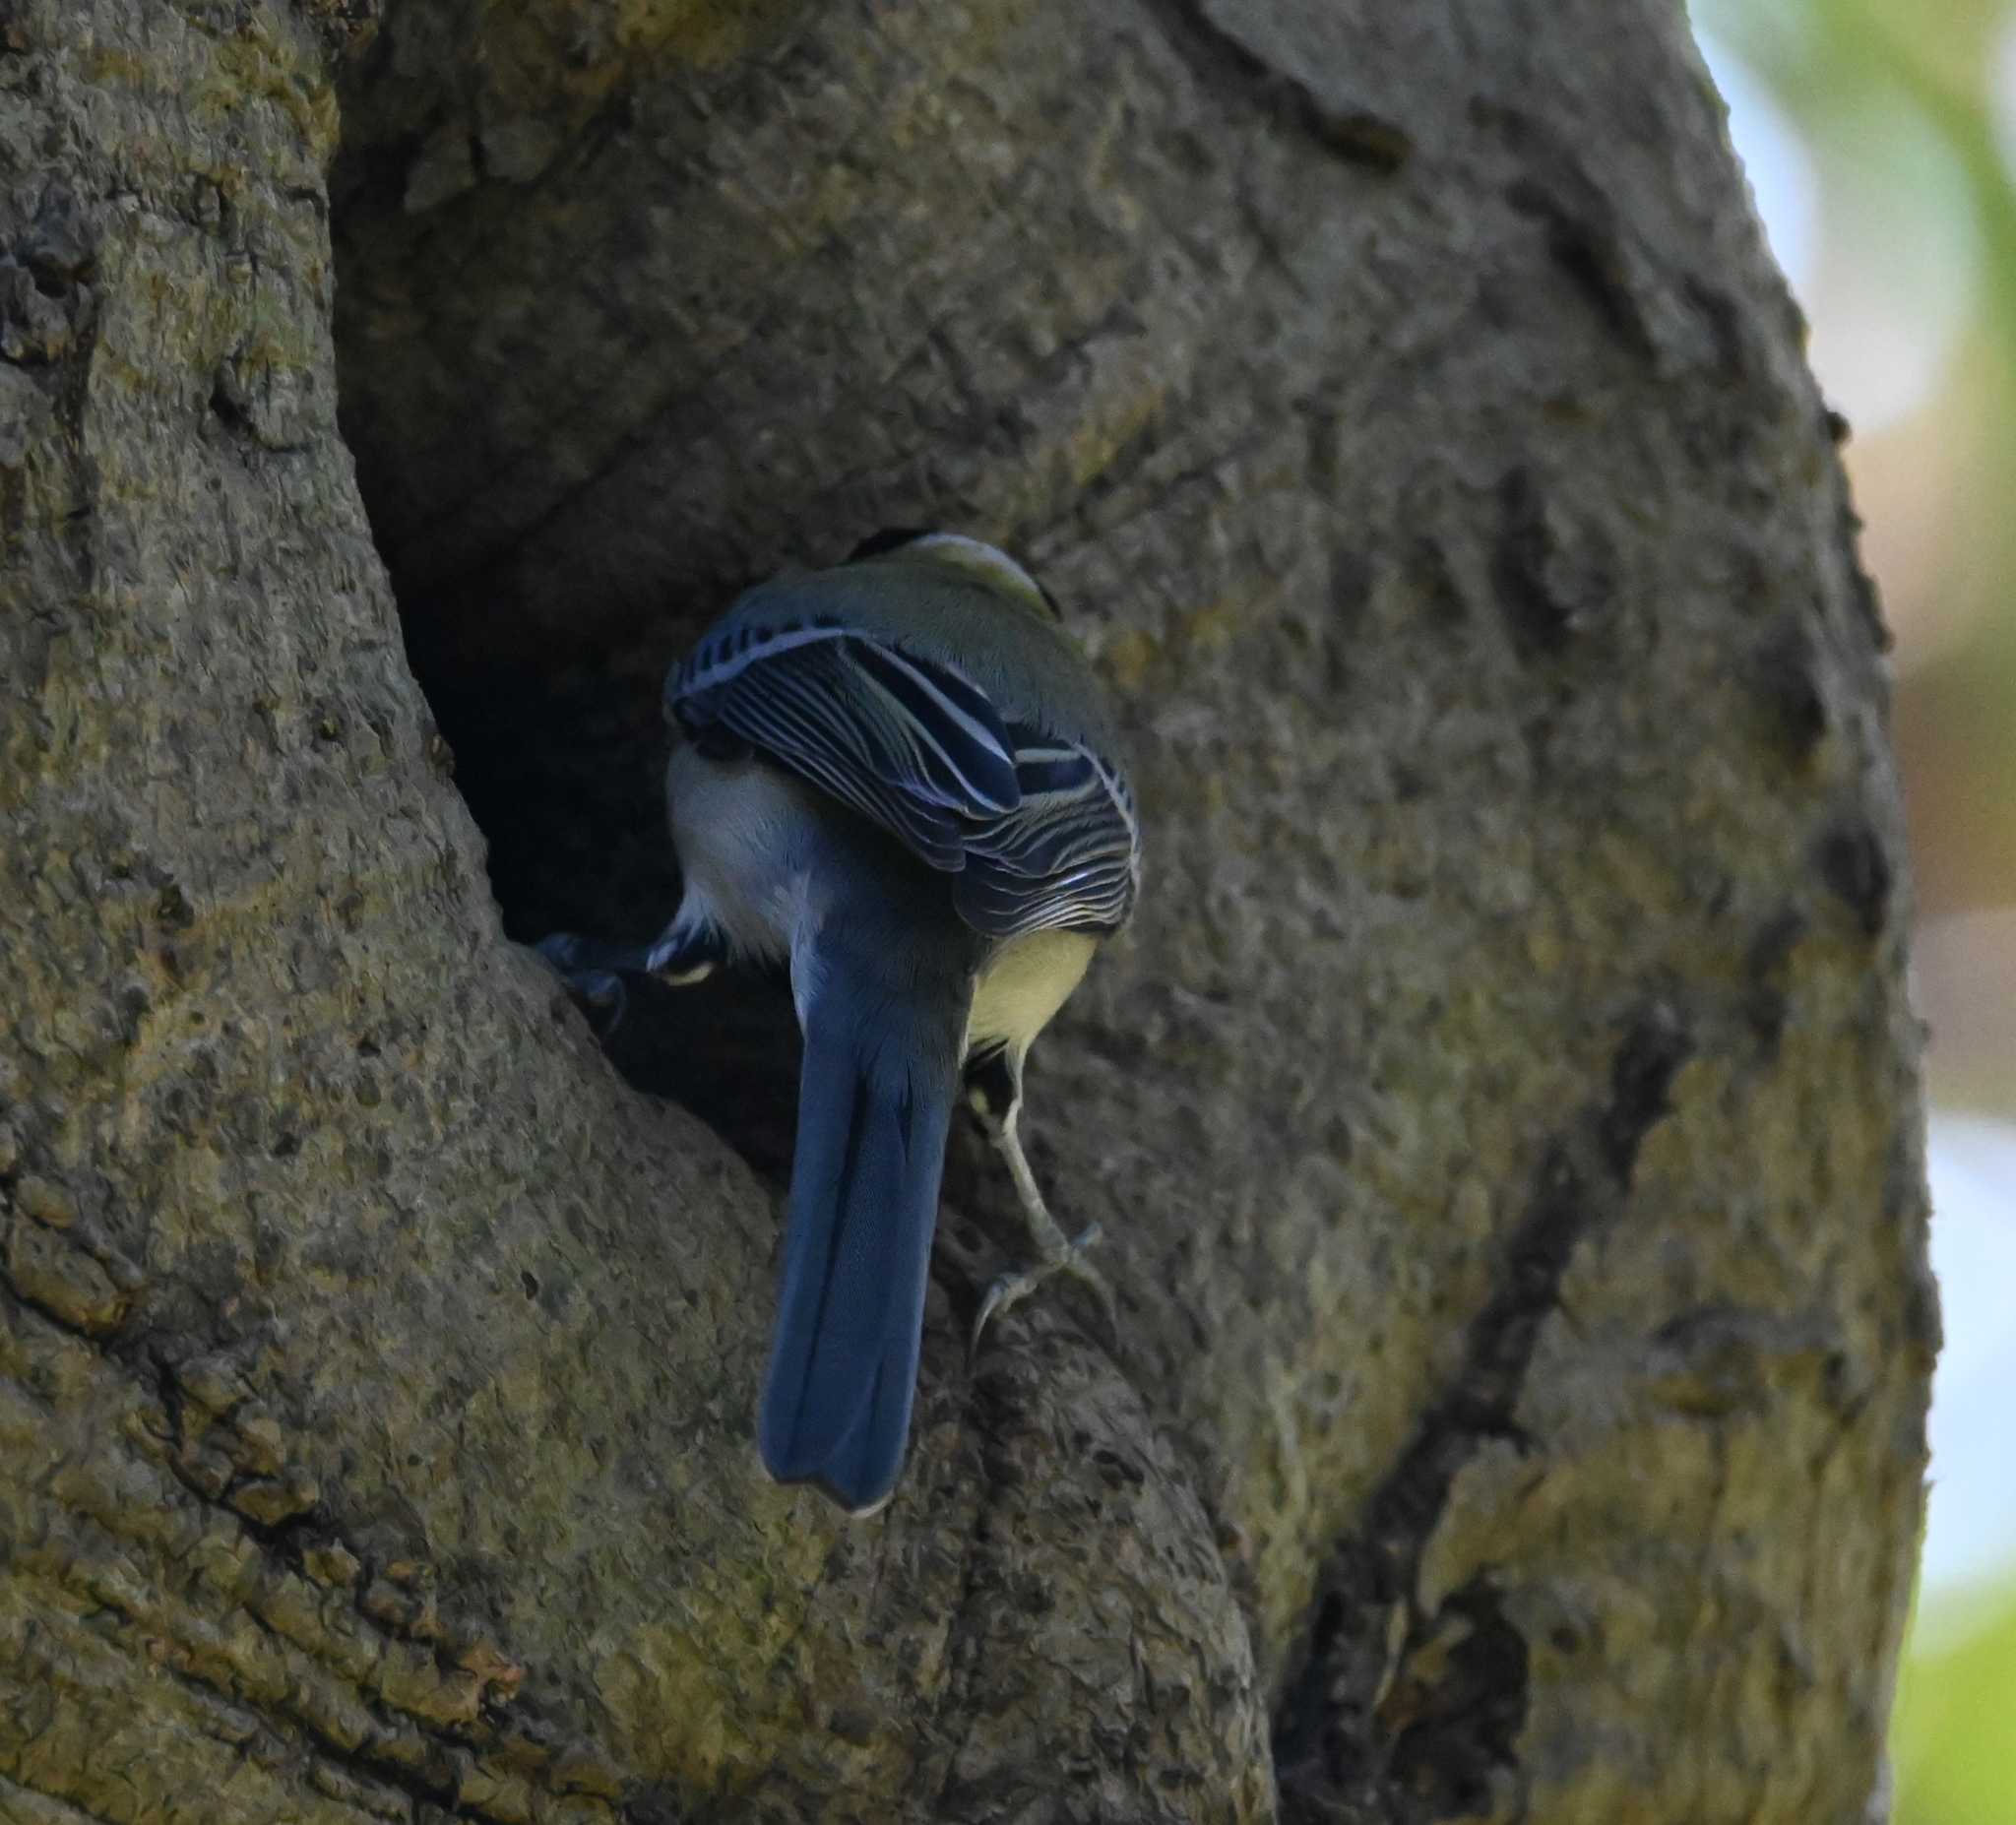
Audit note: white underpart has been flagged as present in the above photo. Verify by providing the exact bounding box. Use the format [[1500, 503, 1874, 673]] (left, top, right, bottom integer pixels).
[[659, 744, 826, 972]]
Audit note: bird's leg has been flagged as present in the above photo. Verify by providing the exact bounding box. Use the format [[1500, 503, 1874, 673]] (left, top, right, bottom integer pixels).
[[966, 1059, 1117, 1359], [535, 918, 723, 1037]]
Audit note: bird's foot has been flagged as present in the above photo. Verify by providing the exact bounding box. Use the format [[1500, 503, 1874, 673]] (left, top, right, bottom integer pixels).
[[536, 932, 644, 1038], [970, 1218, 1117, 1364]]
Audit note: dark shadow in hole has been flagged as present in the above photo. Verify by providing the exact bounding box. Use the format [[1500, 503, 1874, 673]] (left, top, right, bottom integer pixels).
[[394, 614, 806, 1183], [596, 971, 802, 1184]]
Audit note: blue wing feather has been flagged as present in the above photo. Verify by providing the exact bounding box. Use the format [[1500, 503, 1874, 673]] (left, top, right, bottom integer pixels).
[[670, 613, 1140, 938], [953, 723, 1138, 934]]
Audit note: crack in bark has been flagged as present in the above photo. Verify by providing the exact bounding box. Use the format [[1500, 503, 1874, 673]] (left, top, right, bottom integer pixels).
[[1151, 0, 1414, 173], [1815, 821, 1893, 941], [0, 1282, 618, 1825], [0, 1769, 129, 1825], [1490, 467, 1619, 662], [923, 1364, 1024, 1817], [1273, 1002, 1693, 1823]]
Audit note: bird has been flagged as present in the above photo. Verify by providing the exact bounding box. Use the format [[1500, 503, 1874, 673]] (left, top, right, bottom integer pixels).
[[538, 531, 1142, 1516]]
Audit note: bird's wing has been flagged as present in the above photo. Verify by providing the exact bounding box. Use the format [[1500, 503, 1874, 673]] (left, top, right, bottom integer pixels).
[[671, 618, 1018, 870], [954, 724, 1140, 936], [670, 618, 1139, 937]]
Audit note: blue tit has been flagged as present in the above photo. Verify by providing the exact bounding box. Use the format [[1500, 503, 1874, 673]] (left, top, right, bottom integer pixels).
[[540, 531, 1142, 1516]]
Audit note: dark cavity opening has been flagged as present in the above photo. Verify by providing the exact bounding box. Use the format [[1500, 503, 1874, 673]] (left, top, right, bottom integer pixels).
[[326, 113, 801, 1178]]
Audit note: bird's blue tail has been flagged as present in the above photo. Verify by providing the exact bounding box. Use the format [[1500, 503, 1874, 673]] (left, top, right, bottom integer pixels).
[[759, 921, 967, 1515]]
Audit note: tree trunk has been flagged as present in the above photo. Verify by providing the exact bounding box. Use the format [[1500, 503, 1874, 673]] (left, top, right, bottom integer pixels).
[[0, 2, 1932, 1821]]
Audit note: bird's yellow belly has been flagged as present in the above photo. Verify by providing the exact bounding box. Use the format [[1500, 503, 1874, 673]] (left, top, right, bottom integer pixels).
[[966, 929, 1098, 1058]]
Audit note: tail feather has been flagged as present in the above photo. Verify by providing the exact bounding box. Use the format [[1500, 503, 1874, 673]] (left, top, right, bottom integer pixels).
[[759, 937, 965, 1515]]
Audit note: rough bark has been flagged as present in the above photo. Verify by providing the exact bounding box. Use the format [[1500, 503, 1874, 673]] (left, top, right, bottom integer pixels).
[[0, 2, 1931, 1823]]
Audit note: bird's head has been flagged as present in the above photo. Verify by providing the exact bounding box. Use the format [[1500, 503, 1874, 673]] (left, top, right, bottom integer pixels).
[[844, 529, 1064, 624]]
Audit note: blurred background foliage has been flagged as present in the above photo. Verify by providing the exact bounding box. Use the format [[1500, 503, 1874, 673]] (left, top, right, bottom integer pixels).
[[1691, 1, 2016, 1817]]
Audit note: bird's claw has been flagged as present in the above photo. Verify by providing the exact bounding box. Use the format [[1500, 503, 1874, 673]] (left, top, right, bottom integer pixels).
[[535, 932, 586, 970], [566, 970, 629, 1037], [535, 933, 631, 1037], [969, 1220, 1117, 1365]]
